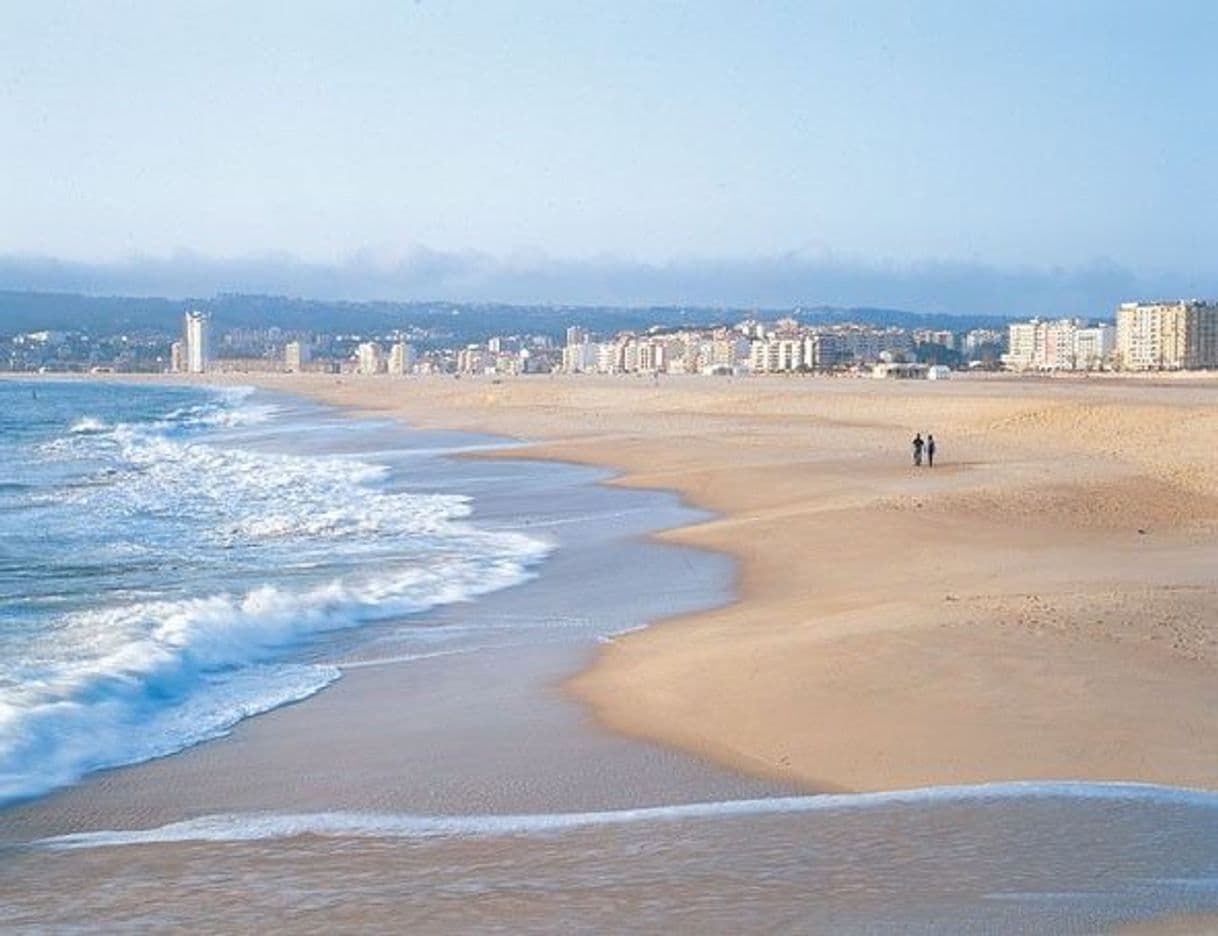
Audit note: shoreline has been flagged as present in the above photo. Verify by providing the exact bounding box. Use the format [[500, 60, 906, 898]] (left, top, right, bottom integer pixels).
[[0, 379, 791, 844], [214, 371, 1218, 794], [8, 373, 1218, 931]]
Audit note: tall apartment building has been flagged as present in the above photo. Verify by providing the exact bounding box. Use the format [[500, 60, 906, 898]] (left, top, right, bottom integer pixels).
[[1116, 301, 1218, 370], [356, 342, 383, 375], [284, 340, 311, 373], [183, 310, 210, 374], [562, 341, 597, 373], [169, 341, 185, 374], [1116, 302, 1184, 370], [387, 341, 416, 376]]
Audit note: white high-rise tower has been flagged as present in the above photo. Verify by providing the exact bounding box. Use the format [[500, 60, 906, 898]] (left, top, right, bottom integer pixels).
[[183, 310, 210, 374]]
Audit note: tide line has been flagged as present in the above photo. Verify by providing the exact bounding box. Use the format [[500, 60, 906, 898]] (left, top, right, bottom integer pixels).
[[36, 780, 1218, 850]]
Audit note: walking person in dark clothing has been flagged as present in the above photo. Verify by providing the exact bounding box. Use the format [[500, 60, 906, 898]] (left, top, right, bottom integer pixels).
[[912, 433, 924, 467], [926, 434, 936, 468]]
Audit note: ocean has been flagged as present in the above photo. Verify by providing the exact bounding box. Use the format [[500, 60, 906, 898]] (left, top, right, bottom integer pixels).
[[0, 379, 547, 806]]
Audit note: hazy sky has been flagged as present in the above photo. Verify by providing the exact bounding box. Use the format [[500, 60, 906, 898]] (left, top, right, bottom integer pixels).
[[2, 1, 1215, 309]]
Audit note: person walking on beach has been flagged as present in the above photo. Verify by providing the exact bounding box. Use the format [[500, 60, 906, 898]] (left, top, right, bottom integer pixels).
[[926, 434, 936, 468], [912, 433, 924, 467]]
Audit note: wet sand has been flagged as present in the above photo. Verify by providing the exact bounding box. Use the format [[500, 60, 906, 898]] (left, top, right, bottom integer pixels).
[[236, 372, 1218, 793]]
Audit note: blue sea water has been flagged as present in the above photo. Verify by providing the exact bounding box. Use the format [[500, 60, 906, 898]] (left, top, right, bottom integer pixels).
[[0, 380, 547, 806]]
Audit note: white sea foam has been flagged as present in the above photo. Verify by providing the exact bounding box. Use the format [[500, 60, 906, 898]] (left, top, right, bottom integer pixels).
[[37, 782, 1218, 850], [0, 387, 550, 807], [68, 416, 108, 434]]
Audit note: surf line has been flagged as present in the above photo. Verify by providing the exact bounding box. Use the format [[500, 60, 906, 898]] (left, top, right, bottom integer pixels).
[[37, 780, 1218, 850]]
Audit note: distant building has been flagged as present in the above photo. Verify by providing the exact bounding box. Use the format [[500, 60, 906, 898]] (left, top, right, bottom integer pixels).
[[562, 341, 597, 373], [962, 328, 1006, 358], [356, 342, 383, 375], [913, 328, 956, 350], [169, 341, 185, 374], [1004, 318, 1111, 371], [387, 341, 416, 376], [1074, 324, 1115, 370], [284, 340, 311, 372], [183, 310, 210, 374], [456, 345, 490, 374], [1116, 301, 1218, 371]]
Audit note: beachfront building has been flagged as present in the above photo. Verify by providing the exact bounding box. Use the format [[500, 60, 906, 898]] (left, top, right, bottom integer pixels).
[[284, 340, 311, 373], [749, 332, 847, 373], [562, 326, 596, 373], [1004, 318, 1112, 371], [1116, 301, 1218, 370], [456, 345, 491, 375], [562, 340, 598, 373], [183, 310, 210, 374], [387, 341, 416, 376], [169, 340, 184, 374], [1074, 324, 1115, 370], [356, 341, 383, 375]]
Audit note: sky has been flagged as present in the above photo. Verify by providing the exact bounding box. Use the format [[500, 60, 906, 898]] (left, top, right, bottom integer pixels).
[[1, 0, 1215, 313]]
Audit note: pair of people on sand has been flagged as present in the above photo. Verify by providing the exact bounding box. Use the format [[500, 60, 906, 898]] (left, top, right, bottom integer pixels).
[[912, 433, 936, 467]]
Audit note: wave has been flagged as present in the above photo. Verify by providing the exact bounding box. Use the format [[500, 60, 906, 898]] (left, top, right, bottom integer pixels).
[[68, 416, 108, 434], [36, 781, 1218, 850], [0, 558, 538, 806], [1, 385, 550, 807]]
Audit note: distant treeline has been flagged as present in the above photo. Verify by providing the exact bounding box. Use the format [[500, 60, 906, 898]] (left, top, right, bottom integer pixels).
[[0, 290, 1014, 340]]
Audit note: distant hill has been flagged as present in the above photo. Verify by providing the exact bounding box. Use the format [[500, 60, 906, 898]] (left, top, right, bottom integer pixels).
[[0, 290, 1016, 340]]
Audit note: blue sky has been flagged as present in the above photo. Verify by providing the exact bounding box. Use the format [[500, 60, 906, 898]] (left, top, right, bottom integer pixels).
[[1, 1, 1215, 311]]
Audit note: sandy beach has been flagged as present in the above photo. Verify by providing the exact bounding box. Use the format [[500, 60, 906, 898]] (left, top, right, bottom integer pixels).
[[233, 371, 1218, 794], [6, 372, 1218, 932]]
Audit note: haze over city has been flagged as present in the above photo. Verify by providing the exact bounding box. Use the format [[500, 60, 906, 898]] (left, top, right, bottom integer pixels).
[[3, 0, 1216, 313]]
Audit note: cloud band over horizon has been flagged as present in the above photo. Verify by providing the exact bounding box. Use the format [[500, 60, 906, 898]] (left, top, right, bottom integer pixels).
[[2, 249, 1213, 318]]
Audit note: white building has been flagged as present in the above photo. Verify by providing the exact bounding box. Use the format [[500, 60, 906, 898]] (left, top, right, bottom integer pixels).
[[387, 341, 416, 376], [284, 340, 311, 373], [356, 342, 383, 375], [1005, 318, 1111, 371], [562, 341, 598, 373], [183, 310, 210, 374], [169, 341, 185, 374], [1074, 324, 1115, 370]]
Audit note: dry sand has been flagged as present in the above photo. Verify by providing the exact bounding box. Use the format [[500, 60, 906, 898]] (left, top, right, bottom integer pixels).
[[228, 372, 1218, 793]]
